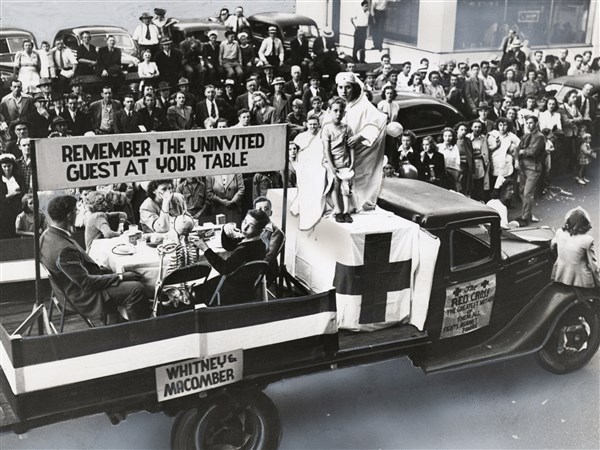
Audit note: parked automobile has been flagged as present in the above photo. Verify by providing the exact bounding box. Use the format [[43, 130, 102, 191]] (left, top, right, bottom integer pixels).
[[393, 93, 464, 142], [248, 12, 320, 57], [545, 74, 599, 115], [53, 26, 140, 72], [169, 19, 228, 47], [0, 28, 38, 65]]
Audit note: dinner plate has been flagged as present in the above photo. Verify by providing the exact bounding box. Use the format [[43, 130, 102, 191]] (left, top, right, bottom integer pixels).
[[111, 244, 136, 255]]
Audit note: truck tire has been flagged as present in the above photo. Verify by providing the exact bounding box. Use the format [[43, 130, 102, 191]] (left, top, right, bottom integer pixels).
[[536, 301, 600, 374], [171, 390, 281, 450]]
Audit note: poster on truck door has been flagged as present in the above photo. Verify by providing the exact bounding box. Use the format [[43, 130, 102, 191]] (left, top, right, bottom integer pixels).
[[440, 275, 496, 339]]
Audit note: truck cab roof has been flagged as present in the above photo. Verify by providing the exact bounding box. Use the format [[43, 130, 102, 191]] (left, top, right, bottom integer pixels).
[[378, 178, 499, 229]]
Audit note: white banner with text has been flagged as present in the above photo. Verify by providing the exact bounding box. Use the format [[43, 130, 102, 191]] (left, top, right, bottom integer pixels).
[[35, 124, 287, 190]]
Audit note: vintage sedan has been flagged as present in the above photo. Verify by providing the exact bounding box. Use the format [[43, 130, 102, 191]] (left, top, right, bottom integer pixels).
[[545, 73, 600, 112], [248, 12, 320, 57], [53, 26, 140, 71], [0, 28, 38, 65]]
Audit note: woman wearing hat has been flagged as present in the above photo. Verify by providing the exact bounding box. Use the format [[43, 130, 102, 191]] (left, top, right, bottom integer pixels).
[[1, 153, 25, 239], [13, 39, 41, 94]]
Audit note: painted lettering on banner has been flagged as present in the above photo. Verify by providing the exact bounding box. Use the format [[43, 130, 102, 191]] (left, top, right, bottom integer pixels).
[[440, 275, 495, 339], [156, 349, 243, 401], [35, 125, 286, 190]]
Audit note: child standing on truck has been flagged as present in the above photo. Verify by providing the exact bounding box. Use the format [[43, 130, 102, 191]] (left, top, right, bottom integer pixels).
[[551, 207, 600, 288], [576, 133, 596, 185], [322, 97, 355, 223]]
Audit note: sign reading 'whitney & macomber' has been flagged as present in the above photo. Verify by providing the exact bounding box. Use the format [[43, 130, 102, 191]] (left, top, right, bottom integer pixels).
[[35, 124, 286, 190]]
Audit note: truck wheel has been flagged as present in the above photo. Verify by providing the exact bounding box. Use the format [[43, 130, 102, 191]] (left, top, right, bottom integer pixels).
[[171, 391, 281, 450], [536, 302, 600, 374], [194, 390, 281, 450]]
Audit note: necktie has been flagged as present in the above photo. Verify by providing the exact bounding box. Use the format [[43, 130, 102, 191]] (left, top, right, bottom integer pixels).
[[210, 101, 216, 118], [266, 39, 272, 56], [145, 25, 151, 41], [237, 18, 242, 32], [58, 50, 64, 69]]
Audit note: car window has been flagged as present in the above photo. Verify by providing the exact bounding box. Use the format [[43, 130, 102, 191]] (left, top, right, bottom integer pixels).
[[90, 33, 134, 51], [450, 225, 492, 271], [300, 25, 319, 39], [398, 106, 448, 132], [0, 39, 9, 54], [3, 36, 28, 53], [62, 34, 78, 49], [251, 22, 271, 37]]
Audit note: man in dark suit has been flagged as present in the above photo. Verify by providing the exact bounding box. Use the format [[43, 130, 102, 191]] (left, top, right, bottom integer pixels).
[[195, 84, 230, 128], [302, 72, 327, 113], [63, 94, 90, 136], [1, 79, 35, 122], [75, 31, 98, 76], [289, 29, 311, 68], [575, 83, 598, 139], [95, 35, 124, 92], [113, 93, 141, 134], [88, 86, 122, 134], [235, 77, 258, 111], [517, 116, 546, 225], [463, 64, 485, 118], [193, 209, 269, 305], [138, 94, 169, 131], [153, 38, 183, 88], [312, 27, 339, 75], [284, 65, 304, 100], [40, 195, 149, 323]]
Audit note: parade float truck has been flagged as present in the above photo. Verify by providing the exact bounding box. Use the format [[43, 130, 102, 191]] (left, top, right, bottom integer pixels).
[[1, 125, 599, 450]]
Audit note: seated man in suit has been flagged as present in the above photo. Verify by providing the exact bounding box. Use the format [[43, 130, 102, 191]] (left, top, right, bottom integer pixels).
[[96, 35, 125, 92], [113, 93, 141, 134], [40, 195, 150, 324], [193, 209, 269, 304]]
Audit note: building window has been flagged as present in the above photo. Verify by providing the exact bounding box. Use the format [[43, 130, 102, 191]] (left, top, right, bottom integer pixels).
[[383, 0, 419, 46], [454, 0, 591, 50]]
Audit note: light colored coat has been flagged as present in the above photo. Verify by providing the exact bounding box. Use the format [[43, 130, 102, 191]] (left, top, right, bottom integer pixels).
[[551, 228, 599, 288]]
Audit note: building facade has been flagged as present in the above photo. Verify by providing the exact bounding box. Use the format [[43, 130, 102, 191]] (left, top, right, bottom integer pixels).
[[297, 0, 599, 66]]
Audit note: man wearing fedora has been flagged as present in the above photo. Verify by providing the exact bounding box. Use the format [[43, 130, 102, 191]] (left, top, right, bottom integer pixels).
[[500, 38, 526, 72], [133, 12, 162, 56], [1, 79, 34, 123], [153, 37, 183, 88], [27, 94, 54, 138], [474, 101, 495, 134], [49, 115, 70, 138], [258, 26, 284, 68], [173, 77, 197, 108], [5, 119, 31, 158], [96, 35, 124, 92], [37, 77, 54, 101]]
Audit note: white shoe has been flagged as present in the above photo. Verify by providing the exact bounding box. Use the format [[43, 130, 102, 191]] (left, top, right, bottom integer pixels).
[[576, 178, 586, 185], [531, 216, 540, 223], [583, 177, 590, 182]]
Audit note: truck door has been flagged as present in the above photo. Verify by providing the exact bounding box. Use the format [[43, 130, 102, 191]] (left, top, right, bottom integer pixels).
[[438, 218, 501, 341]]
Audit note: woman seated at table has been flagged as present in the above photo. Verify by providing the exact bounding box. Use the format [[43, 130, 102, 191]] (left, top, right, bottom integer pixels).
[[84, 191, 127, 251], [139, 179, 186, 233]]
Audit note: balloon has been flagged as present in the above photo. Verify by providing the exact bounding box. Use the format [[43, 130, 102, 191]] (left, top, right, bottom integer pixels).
[[386, 121, 404, 138], [398, 162, 419, 179]]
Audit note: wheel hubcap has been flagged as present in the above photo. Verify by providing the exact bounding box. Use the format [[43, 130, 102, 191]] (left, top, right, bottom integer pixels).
[[557, 316, 590, 354]]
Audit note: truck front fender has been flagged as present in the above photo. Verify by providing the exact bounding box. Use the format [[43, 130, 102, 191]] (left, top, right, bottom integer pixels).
[[417, 283, 600, 374]]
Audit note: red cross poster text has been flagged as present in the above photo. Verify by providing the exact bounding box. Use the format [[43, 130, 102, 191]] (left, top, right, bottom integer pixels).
[[440, 275, 496, 339]]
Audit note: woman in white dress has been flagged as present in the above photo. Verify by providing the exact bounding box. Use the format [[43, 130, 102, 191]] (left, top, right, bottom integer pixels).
[[137, 49, 160, 91], [13, 39, 41, 94]]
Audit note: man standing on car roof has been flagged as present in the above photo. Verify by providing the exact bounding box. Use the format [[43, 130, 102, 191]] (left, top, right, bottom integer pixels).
[[224, 6, 250, 34], [133, 12, 162, 57]]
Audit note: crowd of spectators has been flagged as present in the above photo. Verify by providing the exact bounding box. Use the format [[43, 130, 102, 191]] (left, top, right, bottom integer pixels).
[[1, 7, 598, 239]]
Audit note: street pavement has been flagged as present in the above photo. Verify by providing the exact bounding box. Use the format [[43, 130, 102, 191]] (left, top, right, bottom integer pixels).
[[1, 161, 598, 450]]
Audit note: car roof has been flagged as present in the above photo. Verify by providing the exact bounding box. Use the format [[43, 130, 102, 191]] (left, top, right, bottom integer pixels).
[[0, 28, 35, 38], [57, 26, 131, 35], [378, 179, 499, 229], [547, 74, 599, 90], [394, 92, 458, 109], [172, 19, 228, 31], [248, 12, 317, 27]]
